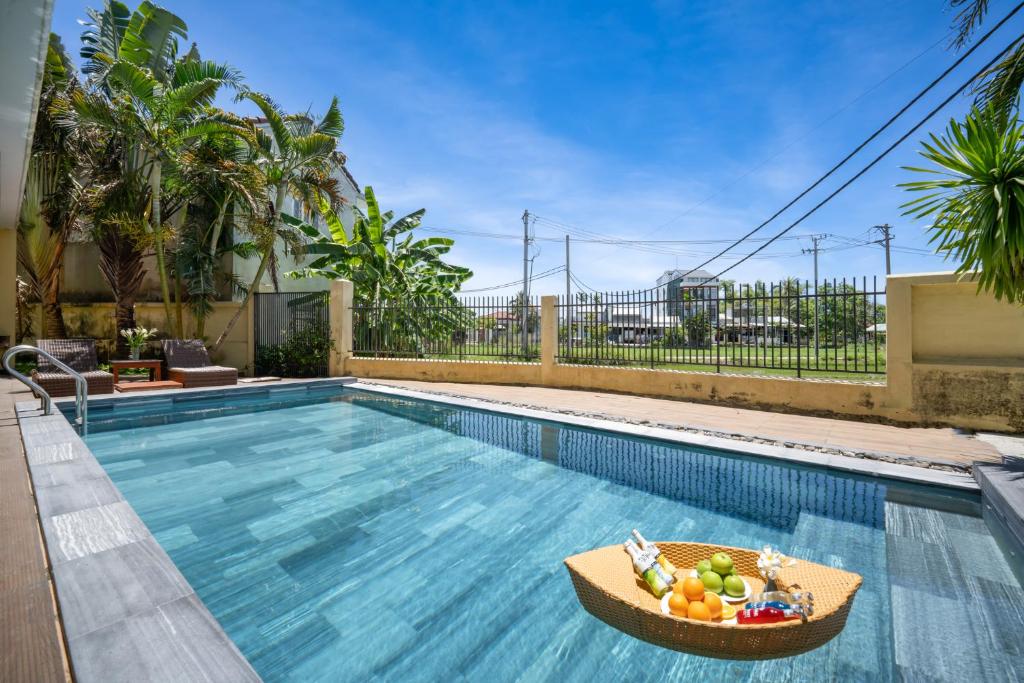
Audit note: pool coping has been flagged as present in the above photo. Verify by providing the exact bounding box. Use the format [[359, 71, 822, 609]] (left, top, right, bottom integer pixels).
[[13, 378, 355, 682], [347, 381, 980, 492]]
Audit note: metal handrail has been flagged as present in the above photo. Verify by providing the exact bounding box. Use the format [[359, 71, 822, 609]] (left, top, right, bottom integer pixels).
[[2, 344, 88, 435]]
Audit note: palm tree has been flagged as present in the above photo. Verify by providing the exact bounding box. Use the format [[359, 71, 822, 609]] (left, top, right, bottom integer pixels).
[[901, 106, 1024, 303], [86, 132, 151, 356], [211, 92, 344, 352], [171, 127, 267, 337], [67, 1, 244, 336], [18, 35, 92, 339], [948, 0, 1024, 115]]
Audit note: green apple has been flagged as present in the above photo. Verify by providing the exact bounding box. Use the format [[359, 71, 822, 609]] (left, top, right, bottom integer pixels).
[[695, 559, 712, 576], [724, 574, 746, 597], [700, 570, 724, 594], [710, 552, 734, 576]]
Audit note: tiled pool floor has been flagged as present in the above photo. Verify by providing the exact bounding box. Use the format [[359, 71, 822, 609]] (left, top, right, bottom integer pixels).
[[85, 391, 1024, 682]]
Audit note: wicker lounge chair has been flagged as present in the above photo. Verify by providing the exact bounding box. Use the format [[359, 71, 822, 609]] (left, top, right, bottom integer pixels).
[[162, 339, 238, 389], [31, 339, 115, 397]]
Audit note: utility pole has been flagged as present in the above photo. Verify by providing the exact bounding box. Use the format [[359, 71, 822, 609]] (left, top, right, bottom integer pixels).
[[521, 209, 530, 357], [565, 235, 572, 354], [873, 224, 893, 276], [802, 234, 824, 359]]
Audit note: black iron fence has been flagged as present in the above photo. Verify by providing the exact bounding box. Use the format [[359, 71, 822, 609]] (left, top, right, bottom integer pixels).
[[352, 296, 541, 362], [557, 277, 886, 377], [253, 291, 331, 376]]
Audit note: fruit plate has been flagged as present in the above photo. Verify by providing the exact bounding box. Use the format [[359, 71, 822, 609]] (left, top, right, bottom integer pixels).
[[660, 593, 737, 625], [686, 569, 752, 603]]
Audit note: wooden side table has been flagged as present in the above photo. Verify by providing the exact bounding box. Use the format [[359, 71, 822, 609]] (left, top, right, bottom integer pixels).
[[110, 359, 162, 383]]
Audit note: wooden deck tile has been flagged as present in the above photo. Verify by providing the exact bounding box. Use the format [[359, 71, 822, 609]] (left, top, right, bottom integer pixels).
[[0, 379, 71, 682]]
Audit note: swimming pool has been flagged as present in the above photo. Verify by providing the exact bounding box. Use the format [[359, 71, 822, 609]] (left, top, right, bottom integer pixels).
[[80, 386, 1024, 682]]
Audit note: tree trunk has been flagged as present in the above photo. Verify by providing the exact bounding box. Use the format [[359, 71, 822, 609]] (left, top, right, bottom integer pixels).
[[40, 239, 68, 338], [196, 192, 231, 341], [174, 273, 185, 338], [114, 301, 137, 358], [211, 246, 271, 353], [149, 161, 177, 337], [209, 192, 231, 259], [211, 184, 284, 353]]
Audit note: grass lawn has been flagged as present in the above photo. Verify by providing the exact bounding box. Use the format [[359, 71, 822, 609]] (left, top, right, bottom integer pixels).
[[356, 342, 886, 381]]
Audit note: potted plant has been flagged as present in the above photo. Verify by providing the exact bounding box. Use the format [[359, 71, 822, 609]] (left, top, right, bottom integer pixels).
[[120, 326, 157, 360]]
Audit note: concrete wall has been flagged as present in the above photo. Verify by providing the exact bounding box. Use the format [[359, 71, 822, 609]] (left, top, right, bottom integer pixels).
[[333, 273, 1024, 432], [887, 272, 1024, 431], [0, 230, 16, 348]]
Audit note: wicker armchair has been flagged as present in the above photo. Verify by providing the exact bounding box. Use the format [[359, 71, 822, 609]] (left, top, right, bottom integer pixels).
[[162, 339, 238, 389], [31, 339, 115, 397]]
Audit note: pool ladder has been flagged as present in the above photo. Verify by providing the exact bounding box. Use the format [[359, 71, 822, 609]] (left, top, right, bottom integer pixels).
[[2, 344, 88, 436]]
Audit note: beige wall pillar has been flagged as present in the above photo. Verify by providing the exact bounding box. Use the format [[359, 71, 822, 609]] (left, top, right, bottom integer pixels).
[[540, 295, 557, 383], [885, 275, 913, 409], [0, 230, 16, 348], [329, 279, 353, 376]]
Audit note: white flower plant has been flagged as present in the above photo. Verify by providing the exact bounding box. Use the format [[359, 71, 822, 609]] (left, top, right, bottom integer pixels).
[[120, 326, 158, 360]]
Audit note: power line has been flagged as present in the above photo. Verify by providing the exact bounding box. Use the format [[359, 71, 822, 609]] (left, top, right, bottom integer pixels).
[[458, 266, 565, 293], [694, 31, 1024, 286], [640, 32, 957, 236], [670, 2, 1024, 284]]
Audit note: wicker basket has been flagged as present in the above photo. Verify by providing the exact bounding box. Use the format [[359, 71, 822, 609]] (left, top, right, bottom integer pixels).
[[564, 542, 861, 660]]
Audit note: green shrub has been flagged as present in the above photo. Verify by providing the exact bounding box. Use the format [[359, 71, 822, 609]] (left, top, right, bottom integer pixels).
[[255, 325, 334, 377]]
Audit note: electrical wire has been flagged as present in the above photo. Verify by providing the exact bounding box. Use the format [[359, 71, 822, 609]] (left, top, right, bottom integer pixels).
[[538, 1, 1023, 278], [669, 3, 1024, 284], [693, 32, 1024, 286], [458, 266, 566, 293]]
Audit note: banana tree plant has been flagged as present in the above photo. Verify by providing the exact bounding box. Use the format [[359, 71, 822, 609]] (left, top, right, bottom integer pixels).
[[284, 186, 473, 355], [65, 0, 245, 336], [901, 106, 1024, 304]]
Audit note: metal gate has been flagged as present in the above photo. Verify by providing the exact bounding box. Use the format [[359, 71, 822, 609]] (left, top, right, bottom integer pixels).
[[253, 291, 331, 376]]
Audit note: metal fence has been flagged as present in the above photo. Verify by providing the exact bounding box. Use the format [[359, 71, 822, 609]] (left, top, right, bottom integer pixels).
[[352, 296, 542, 362], [253, 291, 331, 376], [557, 277, 886, 377]]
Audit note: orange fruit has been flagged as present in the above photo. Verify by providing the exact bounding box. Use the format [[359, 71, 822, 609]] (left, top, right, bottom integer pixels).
[[720, 603, 737, 620], [686, 601, 711, 621], [668, 593, 689, 616], [703, 592, 723, 619], [672, 580, 688, 595], [682, 577, 706, 601]]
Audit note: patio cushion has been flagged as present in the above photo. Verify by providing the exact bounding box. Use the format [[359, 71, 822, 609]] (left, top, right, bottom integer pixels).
[[167, 366, 238, 389], [33, 370, 114, 397]]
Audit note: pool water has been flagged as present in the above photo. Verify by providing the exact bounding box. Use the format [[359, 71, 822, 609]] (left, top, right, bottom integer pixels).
[[83, 389, 1024, 682]]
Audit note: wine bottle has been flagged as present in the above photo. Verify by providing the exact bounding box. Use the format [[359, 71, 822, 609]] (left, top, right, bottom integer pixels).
[[631, 529, 678, 578], [624, 540, 671, 597]]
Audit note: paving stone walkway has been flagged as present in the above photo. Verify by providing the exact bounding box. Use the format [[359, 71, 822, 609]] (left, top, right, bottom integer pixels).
[[361, 380, 1003, 470]]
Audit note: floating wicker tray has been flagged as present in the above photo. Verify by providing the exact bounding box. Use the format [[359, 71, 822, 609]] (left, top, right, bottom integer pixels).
[[564, 541, 862, 660]]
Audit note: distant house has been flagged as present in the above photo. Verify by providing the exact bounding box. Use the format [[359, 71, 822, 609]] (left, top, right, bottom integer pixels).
[[604, 305, 677, 344], [656, 268, 720, 319]]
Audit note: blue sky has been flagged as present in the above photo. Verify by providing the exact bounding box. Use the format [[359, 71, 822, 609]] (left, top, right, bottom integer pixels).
[[51, 0, 1020, 295]]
